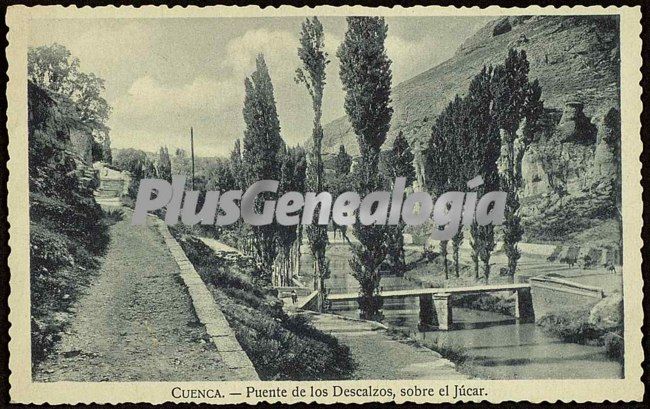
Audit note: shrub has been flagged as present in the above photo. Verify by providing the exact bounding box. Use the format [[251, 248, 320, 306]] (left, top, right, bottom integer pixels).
[[602, 332, 624, 362], [537, 308, 605, 344], [453, 293, 515, 316]]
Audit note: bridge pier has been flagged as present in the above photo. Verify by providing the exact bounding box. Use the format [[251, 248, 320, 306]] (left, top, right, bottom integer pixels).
[[433, 293, 452, 330], [418, 294, 437, 330], [419, 293, 453, 331], [514, 288, 535, 323]]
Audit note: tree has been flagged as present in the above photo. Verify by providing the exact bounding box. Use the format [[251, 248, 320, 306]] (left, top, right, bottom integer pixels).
[[328, 145, 353, 244], [462, 66, 501, 283], [102, 135, 113, 164], [203, 157, 235, 192], [143, 158, 157, 179], [295, 16, 330, 310], [382, 132, 415, 274], [276, 146, 307, 286], [28, 44, 111, 138], [426, 99, 459, 280], [242, 54, 284, 285], [491, 49, 543, 279], [172, 148, 191, 177], [229, 139, 243, 190], [334, 144, 352, 176], [338, 16, 392, 320], [112, 148, 149, 199], [427, 65, 504, 284], [157, 146, 172, 183]]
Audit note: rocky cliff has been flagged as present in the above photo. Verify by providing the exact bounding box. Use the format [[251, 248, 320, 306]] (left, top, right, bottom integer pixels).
[[322, 15, 621, 246]]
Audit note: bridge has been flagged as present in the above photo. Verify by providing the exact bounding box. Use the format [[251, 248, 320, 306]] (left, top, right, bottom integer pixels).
[[328, 283, 534, 330]]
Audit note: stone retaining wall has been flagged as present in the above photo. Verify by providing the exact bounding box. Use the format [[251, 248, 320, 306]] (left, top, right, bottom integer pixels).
[[154, 219, 259, 380], [530, 276, 604, 319]]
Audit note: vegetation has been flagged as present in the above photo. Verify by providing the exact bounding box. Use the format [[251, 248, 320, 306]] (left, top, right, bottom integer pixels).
[[157, 146, 172, 183], [452, 293, 515, 316], [241, 55, 285, 285], [537, 308, 623, 362], [295, 17, 330, 309], [380, 131, 416, 275], [28, 43, 111, 143], [275, 146, 307, 285], [491, 49, 543, 278], [337, 17, 393, 320], [174, 233, 355, 380], [112, 148, 157, 200], [424, 49, 542, 284], [28, 48, 113, 364], [328, 145, 353, 243]]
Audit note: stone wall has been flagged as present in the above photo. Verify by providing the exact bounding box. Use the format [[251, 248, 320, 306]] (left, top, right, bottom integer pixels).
[[530, 276, 604, 319]]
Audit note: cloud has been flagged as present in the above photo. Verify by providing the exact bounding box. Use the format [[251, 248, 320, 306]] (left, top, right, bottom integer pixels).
[[109, 75, 244, 156], [385, 35, 437, 84], [113, 75, 241, 121], [222, 28, 300, 81]]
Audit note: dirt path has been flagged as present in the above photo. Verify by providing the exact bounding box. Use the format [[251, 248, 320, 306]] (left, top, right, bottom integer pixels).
[[304, 312, 468, 380], [34, 210, 240, 382]]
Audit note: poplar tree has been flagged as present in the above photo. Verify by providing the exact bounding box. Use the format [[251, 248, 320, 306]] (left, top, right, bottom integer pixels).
[[491, 49, 543, 278], [338, 16, 392, 320], [334, 144, 352, 176], [447, 98, 469, 279], [276, 146, 307, 286], [157, 146, 172, 183], [384, 131, 415, 274], [242, 55, 284, 285], [329, 145, 353, 244], [229, 139, 243, 190], [295, 17, 330, 309], [427, 98, 461, 280], [463, 66, 501, 283]]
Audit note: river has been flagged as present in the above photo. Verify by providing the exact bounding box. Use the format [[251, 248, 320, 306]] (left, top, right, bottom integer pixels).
[[313, 244, 623, 380]]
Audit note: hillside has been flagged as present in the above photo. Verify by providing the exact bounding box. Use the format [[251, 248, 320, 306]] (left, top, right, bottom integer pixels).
[[322, 15, 621, 249], [323, 15, 619, 154]]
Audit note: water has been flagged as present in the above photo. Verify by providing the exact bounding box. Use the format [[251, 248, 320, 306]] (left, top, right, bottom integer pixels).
[[335, 302, 622, 380], [303, 243, 623, 379]]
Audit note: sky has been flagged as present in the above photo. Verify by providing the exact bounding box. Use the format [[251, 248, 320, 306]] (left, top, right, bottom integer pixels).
[[29, 16, 492, 157]]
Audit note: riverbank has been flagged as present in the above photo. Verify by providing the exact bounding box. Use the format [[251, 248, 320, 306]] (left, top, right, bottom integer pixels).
[[176, 233, 355, 380], [302, 311, 469, 380]]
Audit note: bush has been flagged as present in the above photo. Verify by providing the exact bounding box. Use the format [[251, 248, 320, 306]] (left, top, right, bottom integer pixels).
[[174, 232, 356, 380], [602, 332, 624, 362], [453, 293, 515, 316], [537, 308, 605, 344]]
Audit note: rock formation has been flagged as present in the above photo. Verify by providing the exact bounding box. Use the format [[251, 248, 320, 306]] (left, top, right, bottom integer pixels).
[[321, 15, 620, 245]]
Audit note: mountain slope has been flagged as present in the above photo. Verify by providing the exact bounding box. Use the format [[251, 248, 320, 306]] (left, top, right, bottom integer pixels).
[[322, 15, 619, 155], [322, 15, 621, 249]]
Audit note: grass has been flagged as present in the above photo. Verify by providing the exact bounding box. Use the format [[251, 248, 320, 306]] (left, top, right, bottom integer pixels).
[[173, 232, 356, 381]]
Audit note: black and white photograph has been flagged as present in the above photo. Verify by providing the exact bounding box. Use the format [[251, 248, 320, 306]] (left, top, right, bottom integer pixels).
[[6, 4, 644, 405]]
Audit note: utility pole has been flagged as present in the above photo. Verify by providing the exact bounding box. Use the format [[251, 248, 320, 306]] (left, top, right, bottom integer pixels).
[[190, 126, 195, 190]]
